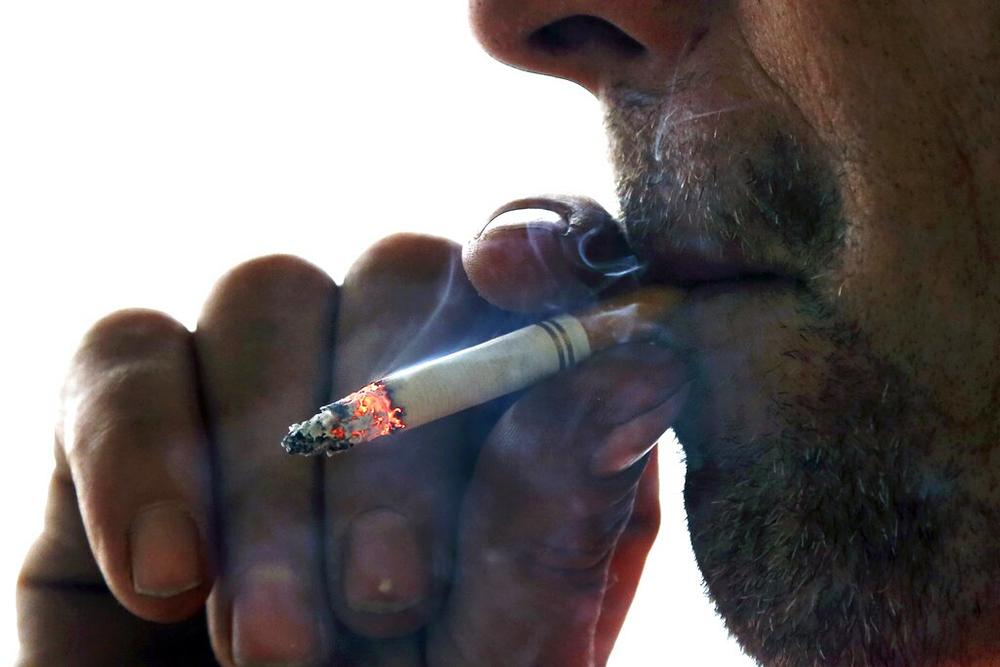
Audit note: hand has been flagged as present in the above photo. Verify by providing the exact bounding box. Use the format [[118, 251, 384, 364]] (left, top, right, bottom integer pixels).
[[18, 199, 684, 666]]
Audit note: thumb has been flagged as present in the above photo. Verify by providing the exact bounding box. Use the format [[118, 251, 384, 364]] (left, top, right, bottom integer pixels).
[[427, 343, 688, 666], [462, 195, 644, 314]]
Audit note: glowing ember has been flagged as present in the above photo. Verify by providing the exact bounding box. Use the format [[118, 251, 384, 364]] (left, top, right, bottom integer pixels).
[[341, 381, 406, 441], [281, 380, 406, 456]]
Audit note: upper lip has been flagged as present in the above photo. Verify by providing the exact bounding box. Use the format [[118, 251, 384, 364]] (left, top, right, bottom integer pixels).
[[504, 195, 797, 288]]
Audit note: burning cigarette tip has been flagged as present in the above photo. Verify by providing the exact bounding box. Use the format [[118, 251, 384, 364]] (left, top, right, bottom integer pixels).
[[282, 381, 407, 457], [280, 286, 685, 457]]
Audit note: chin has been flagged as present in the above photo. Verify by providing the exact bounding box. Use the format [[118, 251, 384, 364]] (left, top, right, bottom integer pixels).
[[603, 80, 999, 666], [666, 289, 995, 667]]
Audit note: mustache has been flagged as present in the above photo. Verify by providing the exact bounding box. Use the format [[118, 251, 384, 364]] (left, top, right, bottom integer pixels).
[[602, 87, 847, 287]]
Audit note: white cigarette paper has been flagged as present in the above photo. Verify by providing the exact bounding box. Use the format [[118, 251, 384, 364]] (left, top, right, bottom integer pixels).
[[387, 313, 591, 428], [281, 286, 684, 456]]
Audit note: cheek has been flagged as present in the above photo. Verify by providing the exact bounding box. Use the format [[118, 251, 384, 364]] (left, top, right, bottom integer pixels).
[[736, 1, 999, 421]]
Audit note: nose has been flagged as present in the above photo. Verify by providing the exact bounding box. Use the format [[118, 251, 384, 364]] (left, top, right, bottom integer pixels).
[[470, 1, 707, 95]]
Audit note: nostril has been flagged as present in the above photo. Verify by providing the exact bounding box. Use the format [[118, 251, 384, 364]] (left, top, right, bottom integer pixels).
[[528, 15, 646, 59]]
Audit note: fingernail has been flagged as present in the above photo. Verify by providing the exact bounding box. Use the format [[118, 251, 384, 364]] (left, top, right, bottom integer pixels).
[[478, 205, 567, 238], [130, 503, 202, 597], [591, 382, 691, 477], [232, 564, 320, 667], [343, 508, 426, 614]]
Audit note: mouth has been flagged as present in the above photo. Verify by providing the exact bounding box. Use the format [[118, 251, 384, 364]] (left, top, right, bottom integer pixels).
[[629, 225, 798, 287], [629, 236, 805, 492]]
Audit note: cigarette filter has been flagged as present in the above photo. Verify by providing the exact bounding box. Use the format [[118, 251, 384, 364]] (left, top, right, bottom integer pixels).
[[282, 286, 684, 457]]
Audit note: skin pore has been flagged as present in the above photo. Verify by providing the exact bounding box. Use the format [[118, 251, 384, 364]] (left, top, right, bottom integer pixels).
[[600, 2, 1000, 665]]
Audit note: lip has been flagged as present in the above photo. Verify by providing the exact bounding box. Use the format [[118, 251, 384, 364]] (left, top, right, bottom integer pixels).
[[655, 271, 806, 523], [636, 235, 790, 286], [631, 234, 802, 506]]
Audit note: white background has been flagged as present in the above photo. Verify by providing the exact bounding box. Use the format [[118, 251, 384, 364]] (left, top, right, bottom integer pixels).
[[0, 2, 755, 664]]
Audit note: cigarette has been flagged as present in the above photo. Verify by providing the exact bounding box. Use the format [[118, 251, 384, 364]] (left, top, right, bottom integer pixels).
[[281, 286, 685, 457]]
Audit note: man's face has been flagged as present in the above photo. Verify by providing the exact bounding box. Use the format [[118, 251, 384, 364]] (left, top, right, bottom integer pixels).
[[473, 2, 1000, 664]]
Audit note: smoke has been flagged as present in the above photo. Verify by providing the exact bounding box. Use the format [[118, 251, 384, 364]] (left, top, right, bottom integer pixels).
[[569, 222, 647, 280], [376, 247, 468, 374]]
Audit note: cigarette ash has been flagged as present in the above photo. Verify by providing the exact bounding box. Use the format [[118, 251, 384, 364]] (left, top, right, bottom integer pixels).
[[281, 380, 406, 456]]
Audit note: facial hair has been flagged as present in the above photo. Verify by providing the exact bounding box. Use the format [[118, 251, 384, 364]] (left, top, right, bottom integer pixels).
[[603, 88, 1000, 666]]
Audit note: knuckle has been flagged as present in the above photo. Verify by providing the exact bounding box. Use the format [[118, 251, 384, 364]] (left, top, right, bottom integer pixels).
[[62, 310, 196, 464], [210, 253, 334, 309], [531, 492, 636, 573], [65, 360, 193, 463], [80, 308, 189, 361], [476, 425, 637, 572], [526, 540, 616, 581], [561, 366, 608, 409], [518, 539, 615, 594], [336, 235, 491, 376], [347, 233, 463, 286], [489, 403, 555, 465], [72, 309, 192, 402], [562, 347, 672, 423], [89, 360, 184, 410], [488, 395, 594, 484], [504, 371, 603, 443]]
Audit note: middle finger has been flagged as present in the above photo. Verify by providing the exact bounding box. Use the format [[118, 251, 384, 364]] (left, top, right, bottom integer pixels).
[[196, 254, 338, 666]]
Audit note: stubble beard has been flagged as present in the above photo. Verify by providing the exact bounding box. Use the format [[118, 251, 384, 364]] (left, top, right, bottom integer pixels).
[[604, 90, 999, 666]]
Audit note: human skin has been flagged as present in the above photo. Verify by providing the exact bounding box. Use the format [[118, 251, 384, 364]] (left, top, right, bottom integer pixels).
[[18, 232, 679, 665], [17, 3, 1000, 667], [472, 0, 1000, 665]]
